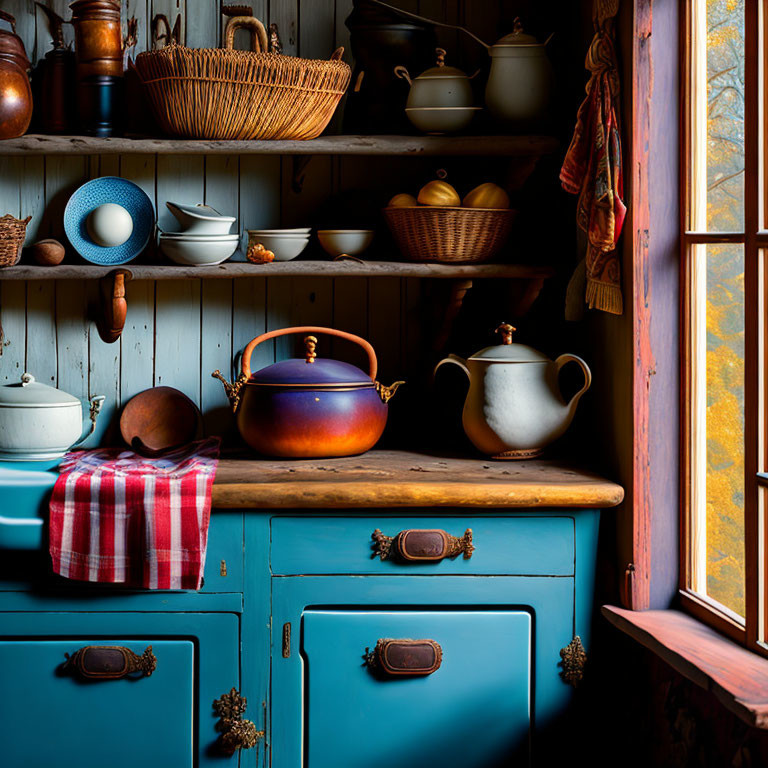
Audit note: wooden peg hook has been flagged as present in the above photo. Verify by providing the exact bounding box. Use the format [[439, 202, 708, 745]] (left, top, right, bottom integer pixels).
[[97, 269, 132, 344]]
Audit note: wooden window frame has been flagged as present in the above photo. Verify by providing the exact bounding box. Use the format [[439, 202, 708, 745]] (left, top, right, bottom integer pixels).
[[679, 0, 766, 655]]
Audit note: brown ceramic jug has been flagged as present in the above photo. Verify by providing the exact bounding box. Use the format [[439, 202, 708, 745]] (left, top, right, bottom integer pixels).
[[0, 11, 32, 140], [70, 0, 123, 79]]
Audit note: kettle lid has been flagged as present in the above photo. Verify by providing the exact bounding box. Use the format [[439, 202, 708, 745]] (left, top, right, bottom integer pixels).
[[0, 372, 81, 407], [494, 18, 541, 46], [418, 47, 468, 79], [467, 323, 551, 363]]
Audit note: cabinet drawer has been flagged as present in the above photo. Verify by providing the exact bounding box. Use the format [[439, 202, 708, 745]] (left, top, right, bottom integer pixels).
[[0, 639, 194, 768], [271, 515, 574, 576], [302, 609, 531, 768]]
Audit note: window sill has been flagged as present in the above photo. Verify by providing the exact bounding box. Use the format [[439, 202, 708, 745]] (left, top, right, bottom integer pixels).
[[602, 605, 768, 729]]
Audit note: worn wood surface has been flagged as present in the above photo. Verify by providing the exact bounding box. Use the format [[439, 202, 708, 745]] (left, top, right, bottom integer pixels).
[[0, 262, 554, 281], [0, 134, 560, 157], [211, 452, 625, 509], [602, 606, 768, 729]]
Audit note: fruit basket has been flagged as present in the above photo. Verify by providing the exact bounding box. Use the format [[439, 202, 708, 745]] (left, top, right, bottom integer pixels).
[[383, 206, 517, 264]]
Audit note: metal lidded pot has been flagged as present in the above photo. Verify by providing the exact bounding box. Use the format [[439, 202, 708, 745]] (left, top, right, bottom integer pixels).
[[213, 326, 403, 458], [0, 373, 104, 461]]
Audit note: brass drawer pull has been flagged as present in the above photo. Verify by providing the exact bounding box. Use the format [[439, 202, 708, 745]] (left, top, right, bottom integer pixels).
[[365, 638, 442, 676], [62, 645, 157, 680], [371, 528, 474, 562], [213, 688, 264, 756]]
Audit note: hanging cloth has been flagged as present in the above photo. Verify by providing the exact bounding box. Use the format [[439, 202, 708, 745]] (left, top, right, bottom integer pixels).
[[560, 0, 626, 315]]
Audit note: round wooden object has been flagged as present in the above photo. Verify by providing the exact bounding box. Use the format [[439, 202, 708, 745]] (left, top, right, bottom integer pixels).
[[120, 386, 200, 453], [30, 238, 66, 266]]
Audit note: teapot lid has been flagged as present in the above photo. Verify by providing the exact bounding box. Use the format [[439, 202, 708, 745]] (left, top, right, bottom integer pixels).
[[0, 373, 81, 407], [494, 18, 541, 46], [468, 324, 551, 363], [418, 47, 467, 79], [249, 336, 374, 388]]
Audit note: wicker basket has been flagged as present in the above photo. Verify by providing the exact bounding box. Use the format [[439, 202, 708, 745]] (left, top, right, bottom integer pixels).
[[383, 206, 517, 263], [133, 16, 351, 141], [0, 214, 31, 267]]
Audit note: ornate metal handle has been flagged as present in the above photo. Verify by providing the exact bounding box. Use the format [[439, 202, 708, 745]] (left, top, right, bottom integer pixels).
[[365, 639, 442, 676], [213, 688, 264, 756], [372, 528, 474, 562], [62, 645, 156, 680]]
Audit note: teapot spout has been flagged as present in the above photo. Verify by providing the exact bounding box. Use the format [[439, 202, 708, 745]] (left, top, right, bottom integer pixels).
[[211, 370, 247, 413], [375, 380, 404, 404]]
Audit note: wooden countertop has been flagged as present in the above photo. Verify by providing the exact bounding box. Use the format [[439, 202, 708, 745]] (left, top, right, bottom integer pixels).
[[211, 451, 624, 509]]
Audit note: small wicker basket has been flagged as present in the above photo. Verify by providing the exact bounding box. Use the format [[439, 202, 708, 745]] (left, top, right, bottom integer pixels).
[[0, 214, 31, 267], [383, 206, 517, 263]]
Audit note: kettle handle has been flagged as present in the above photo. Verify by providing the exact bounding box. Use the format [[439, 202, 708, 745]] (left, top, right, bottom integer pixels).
[[71, 396, 105, 448], [241, 326, 378, 380], [433, 354, 470, 379], [393, 65, 412, 86], [555, 354, 591, 406]]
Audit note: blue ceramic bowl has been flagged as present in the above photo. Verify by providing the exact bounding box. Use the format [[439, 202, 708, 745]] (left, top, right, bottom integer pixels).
[[64, 177, 155, 265]]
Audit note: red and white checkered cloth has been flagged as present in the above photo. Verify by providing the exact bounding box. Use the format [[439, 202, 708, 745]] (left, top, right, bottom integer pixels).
[[49, 438, 220, 590]]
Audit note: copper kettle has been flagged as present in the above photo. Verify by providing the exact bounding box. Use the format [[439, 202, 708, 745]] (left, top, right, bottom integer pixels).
[[0, 11, 32, 140]]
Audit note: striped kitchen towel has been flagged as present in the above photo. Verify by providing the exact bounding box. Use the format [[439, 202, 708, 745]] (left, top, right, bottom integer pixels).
[[49, 438, 220, 590]]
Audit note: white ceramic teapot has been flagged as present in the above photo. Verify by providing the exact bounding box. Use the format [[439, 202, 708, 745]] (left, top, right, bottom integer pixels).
[[435, 323, 591, 458]]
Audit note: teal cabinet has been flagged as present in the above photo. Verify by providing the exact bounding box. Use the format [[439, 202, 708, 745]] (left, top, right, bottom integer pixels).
[[302, 609, 531, 768]]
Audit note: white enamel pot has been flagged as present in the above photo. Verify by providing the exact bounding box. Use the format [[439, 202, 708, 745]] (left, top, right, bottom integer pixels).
[[0, 373, 105, 461], [435, 324, 591, 459]]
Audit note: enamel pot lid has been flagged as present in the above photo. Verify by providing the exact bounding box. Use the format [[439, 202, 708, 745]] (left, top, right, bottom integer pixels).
[[468, 323, 551, 363], [0, 372, 81, 407]]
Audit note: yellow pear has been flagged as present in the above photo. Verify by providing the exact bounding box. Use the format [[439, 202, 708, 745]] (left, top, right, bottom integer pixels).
[[417, 180, 461, 207], [388, 193, 419, 207], [462, 183, 510, 210]]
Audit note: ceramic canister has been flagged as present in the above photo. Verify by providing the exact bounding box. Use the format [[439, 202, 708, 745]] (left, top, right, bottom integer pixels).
[[0, 373, 104, 461]]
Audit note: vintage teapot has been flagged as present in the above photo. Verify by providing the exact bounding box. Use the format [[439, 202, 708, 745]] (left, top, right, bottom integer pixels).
[[435, 323, 590, 459], [394, 47, 474, 108]]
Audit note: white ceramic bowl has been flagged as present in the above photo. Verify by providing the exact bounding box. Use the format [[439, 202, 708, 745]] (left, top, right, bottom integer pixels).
[[405, 106, 481, 134], [317, 230, 375, 257], [160, 235, 239, 265], [248, 228, 311, 235], [247, 233, 310, 261], [166, 202, 236, 235]]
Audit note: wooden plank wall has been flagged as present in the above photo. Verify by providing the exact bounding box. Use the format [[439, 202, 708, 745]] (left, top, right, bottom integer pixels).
[[0, 0, 506, 446]]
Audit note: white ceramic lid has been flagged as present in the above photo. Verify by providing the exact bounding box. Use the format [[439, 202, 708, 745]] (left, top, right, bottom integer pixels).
[[494, 19, 541, 46], [0, 373, 81, 407], [166, 202, 236, 223], [468, 324, 551, 363]]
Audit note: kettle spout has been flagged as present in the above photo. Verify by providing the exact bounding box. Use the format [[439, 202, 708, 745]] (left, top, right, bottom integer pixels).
[[375, 380, 404, 404], [211, 370, 247, 413]]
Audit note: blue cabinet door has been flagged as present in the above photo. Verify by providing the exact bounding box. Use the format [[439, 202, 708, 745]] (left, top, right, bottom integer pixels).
[[302, 609, 531, 768], [0, 639, 194, 768]]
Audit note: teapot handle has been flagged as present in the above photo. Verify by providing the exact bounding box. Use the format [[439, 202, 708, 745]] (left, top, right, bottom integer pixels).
[[241, 326, 378, 380], [71, 396, 105, 448], [433, 354, 470, 379], [555, 354, 591, 406], [393, 65, 412, 86]]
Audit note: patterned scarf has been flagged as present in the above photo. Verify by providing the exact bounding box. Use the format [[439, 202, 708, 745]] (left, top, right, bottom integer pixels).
[[560, 1, 626, 314]]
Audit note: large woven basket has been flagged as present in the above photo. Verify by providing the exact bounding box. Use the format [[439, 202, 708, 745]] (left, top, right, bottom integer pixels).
[[0, 214, 31, 267], [134, 16, 351, 141], [383, 206, 517, 263]]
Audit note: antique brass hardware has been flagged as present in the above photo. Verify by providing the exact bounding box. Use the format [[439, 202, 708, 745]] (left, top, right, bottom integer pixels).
[[559, 636, 587, 687], [282, 622, 291, 658], [371, 528, 474, 562], [220, 559, 228, 577], [62, 645, 156, 680], [213, 688, 264, 756], [365, 639, 443, 676]]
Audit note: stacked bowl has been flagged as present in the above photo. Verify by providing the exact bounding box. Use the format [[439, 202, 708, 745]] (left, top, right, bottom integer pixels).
[[160, 202, 239, 265], [247, 228, 311, 261]]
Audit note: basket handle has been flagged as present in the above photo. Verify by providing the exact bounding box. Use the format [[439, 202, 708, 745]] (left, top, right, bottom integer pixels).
[[330, 47, 345, 61], [224, 16, 268, 53], [241, 326, 378, 381]]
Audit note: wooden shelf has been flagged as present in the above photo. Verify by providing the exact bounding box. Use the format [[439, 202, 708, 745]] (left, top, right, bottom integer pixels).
[[0, 134, 560, 157], [603, 606, 768, 729], [0, 261, 555, 281], [211, 451, 625, 509]]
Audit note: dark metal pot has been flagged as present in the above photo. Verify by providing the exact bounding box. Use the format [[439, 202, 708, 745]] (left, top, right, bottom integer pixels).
[[213, 326, 403, 458]]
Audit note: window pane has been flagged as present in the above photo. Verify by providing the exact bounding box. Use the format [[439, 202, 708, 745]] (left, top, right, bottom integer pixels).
[[690, 244, 745, 617], [690, 0, 745, 231]]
